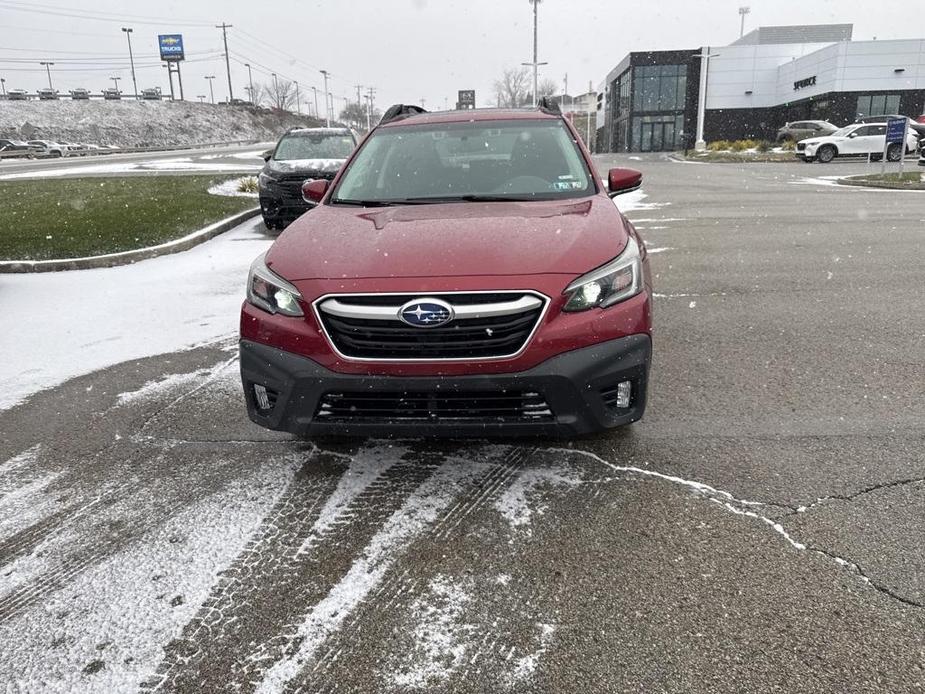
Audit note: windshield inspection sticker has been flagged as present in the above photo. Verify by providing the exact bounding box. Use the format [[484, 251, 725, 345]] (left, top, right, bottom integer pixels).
[[554, 181, 583, 190]]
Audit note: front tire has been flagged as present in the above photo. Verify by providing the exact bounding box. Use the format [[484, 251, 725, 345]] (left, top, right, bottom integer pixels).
[[816, 145, 836, 164]]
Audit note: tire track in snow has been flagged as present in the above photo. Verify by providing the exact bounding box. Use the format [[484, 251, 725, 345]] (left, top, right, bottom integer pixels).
[[146, 443, 443, 693]]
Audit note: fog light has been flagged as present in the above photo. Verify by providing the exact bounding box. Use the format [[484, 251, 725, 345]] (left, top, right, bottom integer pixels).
[[615, 381, 632, 408], [254, 384, 271, 410]]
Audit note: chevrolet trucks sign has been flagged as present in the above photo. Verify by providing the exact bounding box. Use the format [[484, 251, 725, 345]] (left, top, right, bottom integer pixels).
[[158, 34, 185, 62]]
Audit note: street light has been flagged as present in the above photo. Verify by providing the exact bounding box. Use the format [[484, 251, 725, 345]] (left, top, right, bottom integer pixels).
[[197, 94, 206, 103], [121, 27, 137, 99], [244, 63, 254, 104], [523, 0, 547, 106], [110, 76, 121, 92], [693, 48, 721, 150], [205, 75, 216, 104], [39, 61, 55, 91], [1, 78, 6, 97], [320, 70, 331, 126], [738, 7, 751, 38]]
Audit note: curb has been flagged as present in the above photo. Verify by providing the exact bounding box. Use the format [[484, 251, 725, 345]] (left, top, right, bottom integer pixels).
[[836, 175, 925, 191], [0, 207, 261, 273]]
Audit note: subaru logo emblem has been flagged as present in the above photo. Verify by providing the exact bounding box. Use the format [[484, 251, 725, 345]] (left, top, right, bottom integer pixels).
[[398, 298, 454, 328]]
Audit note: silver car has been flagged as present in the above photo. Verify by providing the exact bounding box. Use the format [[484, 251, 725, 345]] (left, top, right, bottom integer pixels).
[[776, 120, 838, 143]]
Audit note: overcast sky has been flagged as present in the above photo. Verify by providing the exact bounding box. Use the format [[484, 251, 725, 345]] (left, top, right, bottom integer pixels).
[[1, 0, 921, 111]]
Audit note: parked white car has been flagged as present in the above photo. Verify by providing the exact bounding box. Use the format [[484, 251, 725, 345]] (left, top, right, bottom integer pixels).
[[796, 123, 919, 163]]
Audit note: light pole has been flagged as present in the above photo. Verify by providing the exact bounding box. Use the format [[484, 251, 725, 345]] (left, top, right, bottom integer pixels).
[[271, 72, 280, 109], [311, 86, 318, 118], [121, 27, 137, 99], [524, 0, 547, 106], [110, 76, 121, 93], [0, 78, 6, 97], [205, 75, 215, 104], [693, 48, 721, 150], [244, 63, 254, 104], [295, 83, 301, 114], [39, 61, 54, 90], [197, 95, 205, 103], [320, 69, 331, 126], [738, 6, 751, 38]]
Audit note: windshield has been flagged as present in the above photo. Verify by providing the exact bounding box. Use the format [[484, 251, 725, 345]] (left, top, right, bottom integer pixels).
[[831, 126, 856, 137], [332, 120, 594, 203], [273, 133, 354, 161]]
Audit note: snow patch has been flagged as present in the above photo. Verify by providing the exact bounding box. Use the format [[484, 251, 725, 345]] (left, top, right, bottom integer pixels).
[[494, 464, 582, 531], [208, 176, 259, 198], [614, 189, 671, 213], [0, 218, 271, 411], [510, 623, 556, 682], [389, 575, 474, 689]]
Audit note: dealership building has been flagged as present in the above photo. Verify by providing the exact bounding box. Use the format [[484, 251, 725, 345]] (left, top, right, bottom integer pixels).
[[596, 24, 925, 152]]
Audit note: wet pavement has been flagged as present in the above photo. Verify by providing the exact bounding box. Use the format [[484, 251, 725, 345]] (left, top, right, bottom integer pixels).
[[2, 154, 924, 692]]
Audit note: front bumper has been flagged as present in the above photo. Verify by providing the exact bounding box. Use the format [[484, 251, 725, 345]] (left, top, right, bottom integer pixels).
[[240, 335, 651, 438], [259, 193, 314, 224]]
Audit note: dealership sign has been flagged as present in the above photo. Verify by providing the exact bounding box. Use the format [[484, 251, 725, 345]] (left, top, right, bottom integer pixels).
[[793, 76, 816, 90], [158, 34, 185, 62], [886, 117, 907, 144], [457, 90, 476, 109]]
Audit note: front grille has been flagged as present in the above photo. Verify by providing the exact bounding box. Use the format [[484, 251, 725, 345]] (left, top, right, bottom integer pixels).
[[316, 292, 547, 361], [278, 172, 336, 204], [315, 390, 554, 423]]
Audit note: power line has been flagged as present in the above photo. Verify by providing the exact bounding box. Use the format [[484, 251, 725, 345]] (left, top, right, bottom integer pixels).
[[0, 0, 214, 27]]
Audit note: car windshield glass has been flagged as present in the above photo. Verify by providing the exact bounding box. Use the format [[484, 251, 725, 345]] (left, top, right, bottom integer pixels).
[[274, 133, 354, 161], [831, 126, 855, 137], [332, 120, 594, 203]]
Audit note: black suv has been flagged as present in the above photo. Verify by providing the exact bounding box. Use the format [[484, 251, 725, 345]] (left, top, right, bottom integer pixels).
[[258, 127, 357, 229]]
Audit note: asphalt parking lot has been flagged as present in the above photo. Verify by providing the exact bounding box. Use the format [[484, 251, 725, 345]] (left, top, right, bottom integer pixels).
[[1, 154, 924, 692]]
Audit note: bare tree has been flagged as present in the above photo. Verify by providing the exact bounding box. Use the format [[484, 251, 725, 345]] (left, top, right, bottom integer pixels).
[[264, 79, 297, 112], [537, 78, 559, 99], [493, 68, 531, 108], [340, 102, 381, 131]]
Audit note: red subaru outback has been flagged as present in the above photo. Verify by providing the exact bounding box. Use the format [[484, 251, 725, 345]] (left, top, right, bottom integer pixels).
[[240, 102, 652, 437]]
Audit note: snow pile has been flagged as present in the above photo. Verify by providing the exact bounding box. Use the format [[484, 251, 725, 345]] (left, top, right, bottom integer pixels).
[[208, 176, 259, 198], [0, 100, 321, 148]]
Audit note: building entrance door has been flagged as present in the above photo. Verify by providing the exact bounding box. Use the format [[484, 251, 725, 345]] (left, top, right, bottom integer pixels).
[[639, 119, 677, 152]]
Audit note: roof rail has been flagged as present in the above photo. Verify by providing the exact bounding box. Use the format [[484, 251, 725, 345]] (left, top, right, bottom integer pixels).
[[380, 103, 428, 125], [536, 97, 561, 115]]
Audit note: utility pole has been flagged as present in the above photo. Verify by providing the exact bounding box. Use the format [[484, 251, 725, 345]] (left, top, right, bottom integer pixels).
[[0, 78, 6, 97], [320, 70, 331, 126], [39, 61, 54, 90], [121, 27, 137, 99], [216, 22, 234, 103], [311, 86, 319, 118], [110, 76, 121, 92], [244, 63, 254, 104], [738, 6, 751, 38], [295, 83, 301, 114], [271, 73, 279, 109], [205, 75, 215, 104]]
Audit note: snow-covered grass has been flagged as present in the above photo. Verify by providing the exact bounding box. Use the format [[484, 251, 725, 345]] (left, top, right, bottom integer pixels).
[[0, 100, 321, 149], [209, 176, 259, 198], [0, 218, 271, 410]]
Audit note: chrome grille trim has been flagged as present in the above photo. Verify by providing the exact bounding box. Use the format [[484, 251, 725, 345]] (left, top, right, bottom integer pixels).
[[318, 295, 544, 321], [312, 290, 550, 363]]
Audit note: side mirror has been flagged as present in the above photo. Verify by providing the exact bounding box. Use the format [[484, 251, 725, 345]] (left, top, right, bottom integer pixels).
[[607, 168, 642, 198], [302, 179, 329, 204], [847, 132, 858, 139], [261, 149, 273, 162]]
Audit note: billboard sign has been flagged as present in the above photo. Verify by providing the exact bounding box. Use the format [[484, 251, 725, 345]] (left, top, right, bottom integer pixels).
[[457, 90, 475, 109], [158, 34, 185, 62]]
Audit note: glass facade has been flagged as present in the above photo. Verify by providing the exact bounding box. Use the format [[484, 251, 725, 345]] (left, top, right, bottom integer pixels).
[[609, 63, 689, 152], [856, 94, 901, 118], [632, 64, 687, 113]]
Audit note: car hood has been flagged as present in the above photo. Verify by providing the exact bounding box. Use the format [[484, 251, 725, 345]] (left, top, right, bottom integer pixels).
[[266, 196, 628, 281], [267, 158, 345, 175]]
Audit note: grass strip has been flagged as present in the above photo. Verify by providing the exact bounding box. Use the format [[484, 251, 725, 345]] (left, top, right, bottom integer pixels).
[[0, 175, 256, 261]]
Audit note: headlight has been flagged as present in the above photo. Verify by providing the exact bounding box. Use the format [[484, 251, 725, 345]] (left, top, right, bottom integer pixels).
[[246, 253, 304, 317], [563, 236, 642, 312], [258, 172, 277, 189]]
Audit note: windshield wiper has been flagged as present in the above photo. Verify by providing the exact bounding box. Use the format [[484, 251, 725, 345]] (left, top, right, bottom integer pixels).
[[331, 198, 400, 207]]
